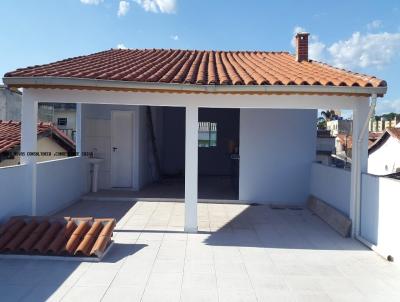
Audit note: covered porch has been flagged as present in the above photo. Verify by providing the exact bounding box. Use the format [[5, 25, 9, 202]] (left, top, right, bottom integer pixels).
[[15, 87, 374, 235]]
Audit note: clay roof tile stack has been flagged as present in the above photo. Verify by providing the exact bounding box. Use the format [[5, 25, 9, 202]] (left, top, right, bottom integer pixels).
[[0, 216, 115, 258], [3, 49, 386, 89]]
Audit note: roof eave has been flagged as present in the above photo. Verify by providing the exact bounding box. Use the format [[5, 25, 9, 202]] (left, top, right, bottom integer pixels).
[[3, 76, 388, 96]]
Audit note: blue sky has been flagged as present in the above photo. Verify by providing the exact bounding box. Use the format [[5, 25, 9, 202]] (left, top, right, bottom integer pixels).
[[1, 0, 400, 115]]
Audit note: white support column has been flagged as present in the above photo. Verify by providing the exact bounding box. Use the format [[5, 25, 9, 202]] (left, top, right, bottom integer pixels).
[[75, 103, 82, 154], [21, 94, 38, 216], [184, 105, 198, 233], [350, 98, 370, 237]]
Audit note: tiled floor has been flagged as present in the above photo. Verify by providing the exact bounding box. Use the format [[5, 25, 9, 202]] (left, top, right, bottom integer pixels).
[[2, 201, 400, 302]]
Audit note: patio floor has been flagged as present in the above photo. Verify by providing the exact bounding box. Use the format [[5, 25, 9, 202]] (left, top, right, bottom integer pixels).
[[1, 200, 400, 302]]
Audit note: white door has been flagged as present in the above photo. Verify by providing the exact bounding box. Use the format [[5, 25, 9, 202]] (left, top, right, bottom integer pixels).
[[111, 111, 134, 188]]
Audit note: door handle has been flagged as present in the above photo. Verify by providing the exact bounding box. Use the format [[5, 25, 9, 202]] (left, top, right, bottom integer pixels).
[[112, 147, 118, 152]]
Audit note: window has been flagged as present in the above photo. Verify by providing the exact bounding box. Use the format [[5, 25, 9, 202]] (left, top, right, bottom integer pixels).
[[57, 117, 67, 126], [198, 122, 217, 147]]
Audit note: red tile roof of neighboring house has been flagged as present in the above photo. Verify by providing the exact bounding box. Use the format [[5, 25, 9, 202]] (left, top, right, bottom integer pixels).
[[3, 49, 386, 89], [0, 216, 115, 258], [0, 120, 75, 153], [336, 132, 384, 150], [369, 127, 400, 153]]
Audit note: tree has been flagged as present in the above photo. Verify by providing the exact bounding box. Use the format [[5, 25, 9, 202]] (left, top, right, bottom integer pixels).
[[320, 109, 339, 121], [317, 117, 327, 130]]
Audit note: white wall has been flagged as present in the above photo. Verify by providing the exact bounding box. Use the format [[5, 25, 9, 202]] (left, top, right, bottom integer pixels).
[[361, 173, 400, 259], [239, 109, 316, 204], [36, 157, 90, 215], [83, 104, 150, 190], [310, 162, 351, 215], [0, 164, 31, 222], [368, 137, 400, 175]]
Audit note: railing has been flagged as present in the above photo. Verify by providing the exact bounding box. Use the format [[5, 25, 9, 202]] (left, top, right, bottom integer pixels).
[[0, 164, 31, 222], [59, 128, 76, 141], [36, 156, 89, 215], [360, 173, 400, 259], [310, 162, 351, 215]]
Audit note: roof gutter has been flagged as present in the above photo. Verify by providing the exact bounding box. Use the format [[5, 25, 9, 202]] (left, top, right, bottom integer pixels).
[[3, 76, 387, 96]]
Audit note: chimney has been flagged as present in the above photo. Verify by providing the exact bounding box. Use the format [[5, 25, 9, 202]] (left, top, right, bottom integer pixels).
[[295, 32, 310, 62]]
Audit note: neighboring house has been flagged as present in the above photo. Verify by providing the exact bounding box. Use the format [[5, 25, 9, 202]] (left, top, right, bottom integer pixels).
[[38, 103, 77, 141], [327, 119, 352, 137], [0, 120, 75, 167], [335, 132, 382, 161], [0, 85, 22, 120], [2, 32, 388, 235], [316, 129, 335, 165], [369, 117, 399, 132], [368, 127, 400, 175]]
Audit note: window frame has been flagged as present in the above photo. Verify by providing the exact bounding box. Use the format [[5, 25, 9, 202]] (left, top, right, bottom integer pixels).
[[198, 121, 217, 148]]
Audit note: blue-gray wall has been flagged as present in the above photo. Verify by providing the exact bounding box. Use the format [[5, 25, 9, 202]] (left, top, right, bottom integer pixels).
[[239, 109, 317, 204]]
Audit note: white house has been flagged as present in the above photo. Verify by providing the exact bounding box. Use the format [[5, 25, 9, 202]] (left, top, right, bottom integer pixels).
[[368, 126, 400, 175], [0, 121, 75, 167], [1, 33, 388, 237], [327, 119, 352, 137]]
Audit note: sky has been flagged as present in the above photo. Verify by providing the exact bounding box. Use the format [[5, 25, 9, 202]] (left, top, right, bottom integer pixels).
[[1, 0, 400, 115]]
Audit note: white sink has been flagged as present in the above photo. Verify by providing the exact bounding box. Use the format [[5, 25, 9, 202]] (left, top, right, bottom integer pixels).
[[87, 158, 104, 192], [88, 157, 104, 164]]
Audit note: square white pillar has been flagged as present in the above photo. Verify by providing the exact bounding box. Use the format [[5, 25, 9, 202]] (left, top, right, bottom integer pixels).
[[350, 98, 370, 237], [21, 94, 38, 215], [75, 103, 82, 154], [184, 105, 198, 233]]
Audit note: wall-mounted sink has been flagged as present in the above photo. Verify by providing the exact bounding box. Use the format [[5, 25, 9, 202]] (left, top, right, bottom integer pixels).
[[87, 158, 104, 193], [88, 157, 104, 165]]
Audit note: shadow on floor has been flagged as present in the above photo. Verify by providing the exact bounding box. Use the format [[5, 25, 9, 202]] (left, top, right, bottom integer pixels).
[[0, 243, 148, 301], [56, 200, 366, 252], [55, 200, 137, 222], [203, 205, 367, 251], [102, 243, 147, 263]]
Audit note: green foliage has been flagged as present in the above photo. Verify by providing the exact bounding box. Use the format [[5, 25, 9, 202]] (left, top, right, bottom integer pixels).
[[375, 112, 400, 121], [317, 117, 327, 130]]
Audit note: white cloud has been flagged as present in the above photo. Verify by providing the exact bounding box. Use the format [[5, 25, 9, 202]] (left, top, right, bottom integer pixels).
[[308, 36, 326, 61], [118, 1, 130, 16], [116, 43, 127, 49], [367, 20, 383, 30], [133, 0, 176, 13], [291, 26, 400, 69], [291, 26, 306, 47], [80, 0, 103, 4], [170, 35, 179, 41], [375, 99, 400, 115], [328, 32, 400, 69]]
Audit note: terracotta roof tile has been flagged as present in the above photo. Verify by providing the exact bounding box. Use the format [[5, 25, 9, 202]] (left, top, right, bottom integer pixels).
[[3, 49, 386, 89], [48, 220, 77, 254], [387, 127, 400, 141], [0, 216, 115, 259], [90, 219, 116, 257], [32, 222, 63, 254], [0, 120, 75, 154], [75, 221, 103, 256]]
